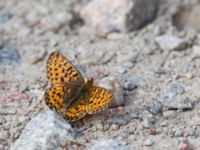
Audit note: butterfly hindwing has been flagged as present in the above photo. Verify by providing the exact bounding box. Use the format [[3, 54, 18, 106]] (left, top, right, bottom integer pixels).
[[86, 86, 113, 114], [63, 97, 87, 122]]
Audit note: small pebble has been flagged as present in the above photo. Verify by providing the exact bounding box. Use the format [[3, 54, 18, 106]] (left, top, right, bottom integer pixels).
[[147, 100, 163, 114], [172, 128, 184, 137], [107, 116, 129, 126], [0, 48, 21, 65], [0, 106, 17, 114], [162, 111, 177, 119], [187, 126, 197, 137], [120, 75, 145, 91], [164, 84, 185, 98], [144, 139, 154, 146], [164, 97, 193, 110], [155, 34, 186, 51], [160, 121, 168, 127], [142, 117, 154, 128], [95, 122, 103, 131], [0, 130, 10, 140], [0, 11, 12, 23], [110, 124, 120, 130], [192, 45, 200, 58], [152, 67, 167, 75], [185, 72, 194, 79], [122, 61, 134, 68], [0, 144, 4, 149]]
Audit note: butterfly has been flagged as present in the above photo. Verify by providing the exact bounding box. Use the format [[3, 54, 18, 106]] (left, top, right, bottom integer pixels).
[[45, 51, 113, 122]]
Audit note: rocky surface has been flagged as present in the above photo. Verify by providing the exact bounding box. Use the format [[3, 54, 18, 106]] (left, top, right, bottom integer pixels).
[[1, 0, 200, 150]]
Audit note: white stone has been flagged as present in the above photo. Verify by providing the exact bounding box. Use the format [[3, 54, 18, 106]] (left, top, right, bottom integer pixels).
[[155, 34, 186, 51], [192, 45, 200, 57], [144, 139, 154, 146]]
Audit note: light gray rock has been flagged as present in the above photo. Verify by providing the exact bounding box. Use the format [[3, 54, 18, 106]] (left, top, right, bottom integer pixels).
[[186, 126, 197, 137], [107, 116, 129, 126], [164, 97, 193, 111], [110, 124, 120, 130], [144, 139, 154, 146], [192, 45, 200, 58], [0, 130, 10, 140], [142, 117, 155, 128], [155, 34, 186, 51], [120, 74, 145, 91], [0, 106, 17, 114], [0, 144, 4, 150], [164, 84, 185, 99], [122, 61, 134, 68], [162, 111, 177, 119], [172, 128, 183, 137], [80, 0, 159, 36], [11, 110, 75, 150], [147, 100, 163, 114], [189, 116, 200, 126], [89, 139, 130, 150], [0, 11, 12, 23], [0, 48, 21, 66]]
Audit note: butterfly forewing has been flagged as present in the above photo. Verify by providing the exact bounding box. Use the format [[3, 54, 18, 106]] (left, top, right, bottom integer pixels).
[[47, 52, 84, 85]]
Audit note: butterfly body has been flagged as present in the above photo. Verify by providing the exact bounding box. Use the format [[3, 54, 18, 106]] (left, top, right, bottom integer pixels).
[[45, 52, 113, 122]]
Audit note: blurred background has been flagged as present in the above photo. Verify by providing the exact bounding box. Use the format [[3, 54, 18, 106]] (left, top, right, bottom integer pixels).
[[1, 0, 200, 150]]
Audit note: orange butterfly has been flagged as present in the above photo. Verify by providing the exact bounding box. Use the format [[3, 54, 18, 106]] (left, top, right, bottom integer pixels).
[[45, 51, 113, 122]]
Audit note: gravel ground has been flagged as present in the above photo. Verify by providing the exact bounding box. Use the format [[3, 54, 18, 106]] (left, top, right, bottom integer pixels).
[[1, 0, 200, 150]]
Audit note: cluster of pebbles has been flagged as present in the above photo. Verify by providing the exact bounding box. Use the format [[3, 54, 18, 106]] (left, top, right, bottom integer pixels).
[[1, 0, 200, 149]]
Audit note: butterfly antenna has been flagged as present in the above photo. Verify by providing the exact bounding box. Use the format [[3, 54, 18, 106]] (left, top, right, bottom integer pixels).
[[75, 54, 89, 80]]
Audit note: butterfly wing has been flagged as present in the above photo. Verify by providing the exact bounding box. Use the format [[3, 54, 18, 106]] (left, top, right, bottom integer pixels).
[[63, 98, 87, 122], [46, 51, 84, 85], [86, 86, 113, 114], [45, 84, 70, 113], [45, 84, 87, 122]]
